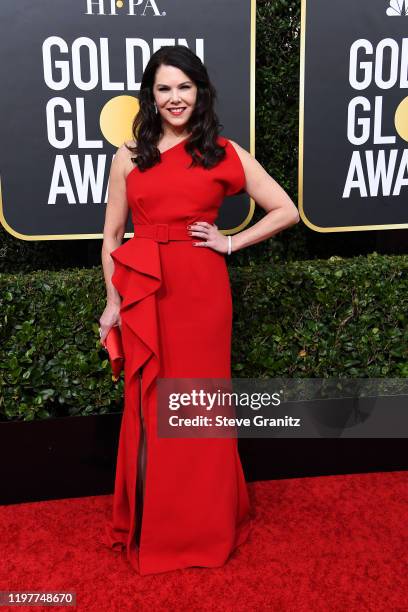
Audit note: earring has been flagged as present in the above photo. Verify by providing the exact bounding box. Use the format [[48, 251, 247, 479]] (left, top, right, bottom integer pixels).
[[153, 101, 158, 114]]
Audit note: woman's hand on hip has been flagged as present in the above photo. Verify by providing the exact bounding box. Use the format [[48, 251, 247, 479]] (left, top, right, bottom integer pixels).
[[188, 222, 230, 254], [99, 302, 121, 344]]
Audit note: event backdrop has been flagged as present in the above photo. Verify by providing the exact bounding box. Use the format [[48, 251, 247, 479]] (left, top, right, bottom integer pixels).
[[0, 0, 255, 241], [300, 0, 408, 231]]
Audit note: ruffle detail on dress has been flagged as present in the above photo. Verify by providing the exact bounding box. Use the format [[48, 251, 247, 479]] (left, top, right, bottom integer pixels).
[[103, 236, 163, 572], [110, 236, 162, 416]]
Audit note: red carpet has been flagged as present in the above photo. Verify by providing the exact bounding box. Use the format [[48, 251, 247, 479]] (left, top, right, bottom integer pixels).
[[1, 471, 407, 611]]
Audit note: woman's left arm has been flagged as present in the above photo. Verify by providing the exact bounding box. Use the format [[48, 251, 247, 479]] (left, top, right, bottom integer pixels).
[[228, 140, 300, 252]]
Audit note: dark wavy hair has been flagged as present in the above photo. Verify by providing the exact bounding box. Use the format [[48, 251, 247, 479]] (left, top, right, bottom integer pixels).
[[125, 45, 228, 171]]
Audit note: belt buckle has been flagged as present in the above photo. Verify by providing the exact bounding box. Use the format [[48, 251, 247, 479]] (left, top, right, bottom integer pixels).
[[155, 223, 169, 243]]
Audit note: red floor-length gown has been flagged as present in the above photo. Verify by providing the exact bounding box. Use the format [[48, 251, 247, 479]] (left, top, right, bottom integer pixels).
[[102, 135, 252, 575]]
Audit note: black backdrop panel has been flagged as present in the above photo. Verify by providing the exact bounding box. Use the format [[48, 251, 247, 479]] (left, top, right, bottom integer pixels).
[[0, 0, 253, 239]]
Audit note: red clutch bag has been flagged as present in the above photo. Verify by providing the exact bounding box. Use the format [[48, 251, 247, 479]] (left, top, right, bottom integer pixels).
[[101, 325, 124, 382]]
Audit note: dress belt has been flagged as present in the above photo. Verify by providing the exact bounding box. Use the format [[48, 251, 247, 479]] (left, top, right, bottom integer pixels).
[[133, 223, 192, 243]]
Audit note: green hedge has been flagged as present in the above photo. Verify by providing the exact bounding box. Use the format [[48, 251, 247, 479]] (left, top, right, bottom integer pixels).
[[0, 267, 124, 422], [0, 253, 406, 422], [231, 253, 407, 378]]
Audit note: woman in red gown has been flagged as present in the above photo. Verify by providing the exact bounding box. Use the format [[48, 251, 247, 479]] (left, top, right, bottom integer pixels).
[[99, 46, 299, 576]]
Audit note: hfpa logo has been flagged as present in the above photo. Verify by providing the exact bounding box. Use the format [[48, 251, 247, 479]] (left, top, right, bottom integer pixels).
[[85, 0, 165, 16], [386, 0, 408, 16]]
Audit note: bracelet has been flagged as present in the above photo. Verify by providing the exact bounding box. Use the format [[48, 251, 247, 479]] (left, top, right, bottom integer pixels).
[[227, 235, 232, 255]]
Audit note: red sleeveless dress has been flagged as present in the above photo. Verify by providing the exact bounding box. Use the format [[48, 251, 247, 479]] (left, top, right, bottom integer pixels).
[[102, 135, 252, 575]]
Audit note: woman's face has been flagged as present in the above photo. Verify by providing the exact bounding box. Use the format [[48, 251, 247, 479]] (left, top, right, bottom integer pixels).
[[152, 64, 197, 133]]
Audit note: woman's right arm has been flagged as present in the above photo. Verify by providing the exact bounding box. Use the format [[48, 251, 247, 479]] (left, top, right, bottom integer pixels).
[[99, 145, 130, 342]]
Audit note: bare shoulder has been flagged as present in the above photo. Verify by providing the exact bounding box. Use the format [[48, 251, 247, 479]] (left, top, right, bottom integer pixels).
[[108, 141, 136, 182], [124, 139, 137, 149], [121, 140, 137, 157], [113, 141, 134, 161]]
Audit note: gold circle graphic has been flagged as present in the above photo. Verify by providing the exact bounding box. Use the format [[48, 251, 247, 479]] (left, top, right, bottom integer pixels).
[[100, 95, 139, 148], [394, 97, 408, 143]]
